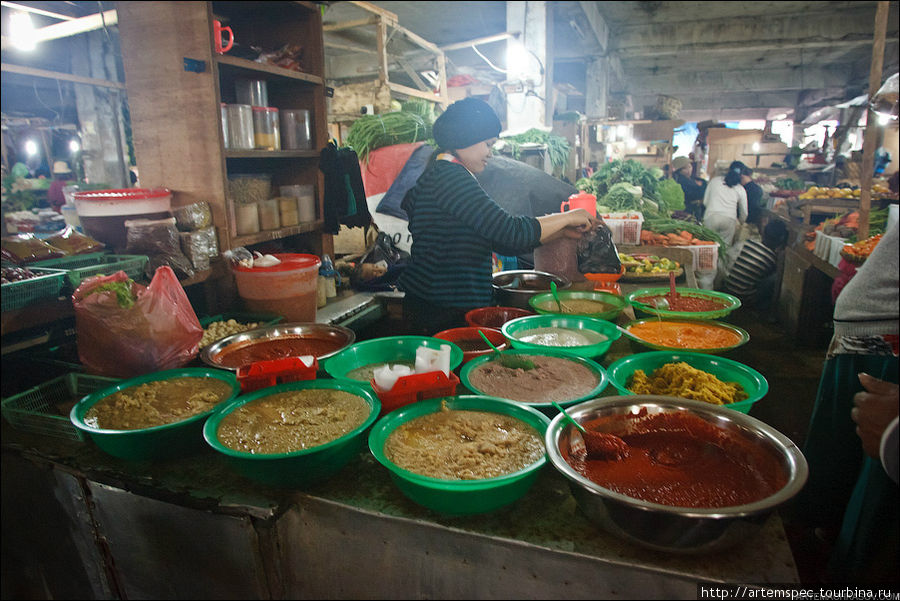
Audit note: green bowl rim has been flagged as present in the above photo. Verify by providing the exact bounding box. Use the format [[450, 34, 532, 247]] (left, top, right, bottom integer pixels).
[[621, 317, 750, 353], [203, 379, 381, 460], [528, 289, 628, 317], [626, 287, 742, 319], [500, 314, 622, 350], [367, 395, 550, 488], [459, 347, 609, 408], [322, 335, 464, 380], [605, 350, 769, 406], [70, 367, 240, 435]]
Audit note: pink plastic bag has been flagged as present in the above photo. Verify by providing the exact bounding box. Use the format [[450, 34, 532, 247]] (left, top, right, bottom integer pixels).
[[73, 266, 202, 378]]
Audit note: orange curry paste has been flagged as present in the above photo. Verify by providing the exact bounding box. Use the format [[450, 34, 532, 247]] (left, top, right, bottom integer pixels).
[[627, 320, 741, 349], [564, 411, 786, 508]]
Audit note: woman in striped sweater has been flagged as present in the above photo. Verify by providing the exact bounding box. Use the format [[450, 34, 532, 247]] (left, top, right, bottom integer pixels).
[[399, 98, 593, 335]]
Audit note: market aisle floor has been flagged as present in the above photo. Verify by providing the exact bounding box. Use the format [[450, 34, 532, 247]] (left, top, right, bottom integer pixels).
[[725, 307, 833, 584]]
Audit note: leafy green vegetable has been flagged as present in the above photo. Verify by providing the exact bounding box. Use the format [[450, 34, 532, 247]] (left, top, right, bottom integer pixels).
[[346, 112, 431, 162], [84, 279, 137, 309], [658, 179, 685, 212], [499, 128, 571, 175], [576, 159, 660, 203], [601, 182, 643, 211]]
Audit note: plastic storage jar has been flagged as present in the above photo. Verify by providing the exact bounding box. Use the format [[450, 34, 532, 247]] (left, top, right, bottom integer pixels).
[[278, 197, 300, 226], [232, 254, 321, 322], [235, 79, 268, 107], [258, 198, 281, 230], [224, 104, 254, 150], [252, 107, 280, 150], [234, 202, 260, 235], [280, 109, 312, 150], [73, 188, 172, 252]]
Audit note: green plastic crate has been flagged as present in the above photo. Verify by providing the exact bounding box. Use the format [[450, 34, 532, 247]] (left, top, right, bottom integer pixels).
[[33, 253, 149, 290], [1, 373, 120, 441], [1, 267, 68, 312]]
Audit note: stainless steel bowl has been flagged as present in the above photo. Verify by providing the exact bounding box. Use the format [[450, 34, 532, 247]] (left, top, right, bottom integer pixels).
[[545, 395, 808, 554], [492, 270, 571, 310], [201, 322, 355, 371]]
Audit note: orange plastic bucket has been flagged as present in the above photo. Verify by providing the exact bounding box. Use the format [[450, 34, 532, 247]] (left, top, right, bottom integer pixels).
[[232, 253, 321, 322]]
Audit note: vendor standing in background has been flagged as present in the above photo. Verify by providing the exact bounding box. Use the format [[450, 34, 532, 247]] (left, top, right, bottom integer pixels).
[[399, 97, 593, 336], [702, 160, 749, 246], [47, 161, 74, 214], [741, 165, 765, 236], [671, 156, 706, 221]]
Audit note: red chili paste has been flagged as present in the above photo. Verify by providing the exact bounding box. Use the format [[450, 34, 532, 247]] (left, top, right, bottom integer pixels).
[[635, 293, 728, 313], [215, 336, 344, 368], [564, 411, 786, 508]]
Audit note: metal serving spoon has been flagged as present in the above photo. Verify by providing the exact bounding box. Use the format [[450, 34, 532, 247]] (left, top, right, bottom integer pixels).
[[552, 402, 629, 460]]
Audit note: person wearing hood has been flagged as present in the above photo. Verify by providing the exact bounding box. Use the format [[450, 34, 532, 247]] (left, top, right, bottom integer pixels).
[[398, 97, 593, 335]]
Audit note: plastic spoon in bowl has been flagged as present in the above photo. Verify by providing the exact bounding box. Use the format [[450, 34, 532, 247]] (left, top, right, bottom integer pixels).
[[550, 281, 568, 313], [478, 330, 535, 371], [551, 402, 628, 460]]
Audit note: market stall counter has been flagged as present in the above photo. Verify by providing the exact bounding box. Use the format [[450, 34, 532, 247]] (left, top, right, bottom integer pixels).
[[1, 415, 798, 600]]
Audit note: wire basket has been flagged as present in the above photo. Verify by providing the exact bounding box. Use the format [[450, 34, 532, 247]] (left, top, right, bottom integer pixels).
[[1, 373, 120, 441], [33, 253, 149, 290], [1, 267, 68, 312]]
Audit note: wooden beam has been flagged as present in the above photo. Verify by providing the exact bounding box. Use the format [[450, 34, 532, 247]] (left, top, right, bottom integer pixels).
[[578, 1, 609, 53], [33, 9, 118, 43], [1, 62, 125, 89], [396, 58, 430, 92], [387, 81, 441, 103], [323, 17, 378, 32], [617, 37, 899, 59], [1, 1, 76, 21], [858, 0, 890, 240], [392, 22, 441, 55], [347, 1, 398, 26], [324, 39, 377, 55], [440, 32, 518, 53], [376, 18, 388, 85]]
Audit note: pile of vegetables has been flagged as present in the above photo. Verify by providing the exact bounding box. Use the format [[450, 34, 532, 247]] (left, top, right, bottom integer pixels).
[[819, 207, 890, 242], [499, 128, 571, 174], [775, 177, 805, 191], [345, 111, 431, 162], [840, 233, 883, 264], [575, 159, 727, 256]]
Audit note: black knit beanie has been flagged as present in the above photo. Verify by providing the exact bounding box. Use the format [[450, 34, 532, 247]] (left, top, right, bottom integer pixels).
[[432, 97, 502, 150]]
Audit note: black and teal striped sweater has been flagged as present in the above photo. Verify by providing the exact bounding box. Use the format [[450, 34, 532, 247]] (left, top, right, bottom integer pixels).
[[398, 160, 541, 309]]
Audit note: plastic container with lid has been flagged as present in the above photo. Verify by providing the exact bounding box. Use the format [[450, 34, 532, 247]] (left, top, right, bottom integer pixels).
[[223, 104, 254, 150], [234, 202, 260, 235], [281, 184, 316, 223], [258, 198, 281, 230], [73, 188, 172, 252], [278, 197, 300, 226], [235, 79, 268, 107], [280, 109, 312, 150], [252, 107, 280, 150], [232, 253, 321, 322]]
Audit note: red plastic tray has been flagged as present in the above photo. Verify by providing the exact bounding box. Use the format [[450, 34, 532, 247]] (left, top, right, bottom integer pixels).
[[371, 370, 460, 415], [237, 355, 318, 393]]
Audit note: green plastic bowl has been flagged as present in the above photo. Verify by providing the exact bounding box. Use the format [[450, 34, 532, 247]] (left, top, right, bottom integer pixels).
[[626, 288, 742, 320], [459, 348, 608, 410], [622, 318, 750, 354], [203, 379, 380, 488], [368, 395, 550, 515], [501, 314, 621, 359], [322, 336, 464, 385], [529, 290, 628, 321], [606, 351, 768, 414], [70, 368, 240, 460]]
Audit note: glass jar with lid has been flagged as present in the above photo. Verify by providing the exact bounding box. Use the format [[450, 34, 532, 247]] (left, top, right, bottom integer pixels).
[[252, 107, 281, 150]]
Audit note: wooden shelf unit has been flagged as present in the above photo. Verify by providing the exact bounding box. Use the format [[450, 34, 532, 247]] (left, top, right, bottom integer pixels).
[[117, 0, 333, 258]]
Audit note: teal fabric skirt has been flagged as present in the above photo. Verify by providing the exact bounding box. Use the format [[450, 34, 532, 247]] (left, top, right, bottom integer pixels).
[[795, 352, 898, 582]]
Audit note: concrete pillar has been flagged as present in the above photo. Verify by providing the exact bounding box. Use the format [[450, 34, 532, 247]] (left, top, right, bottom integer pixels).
[[70, 30, 130, 188], [585, 57, 608, 121], [505, 1, 552, 134]]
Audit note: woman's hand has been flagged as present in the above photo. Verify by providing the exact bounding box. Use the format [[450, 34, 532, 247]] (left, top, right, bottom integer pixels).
[[560, 209, 593, 239], [851, 373, 900, 459]]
